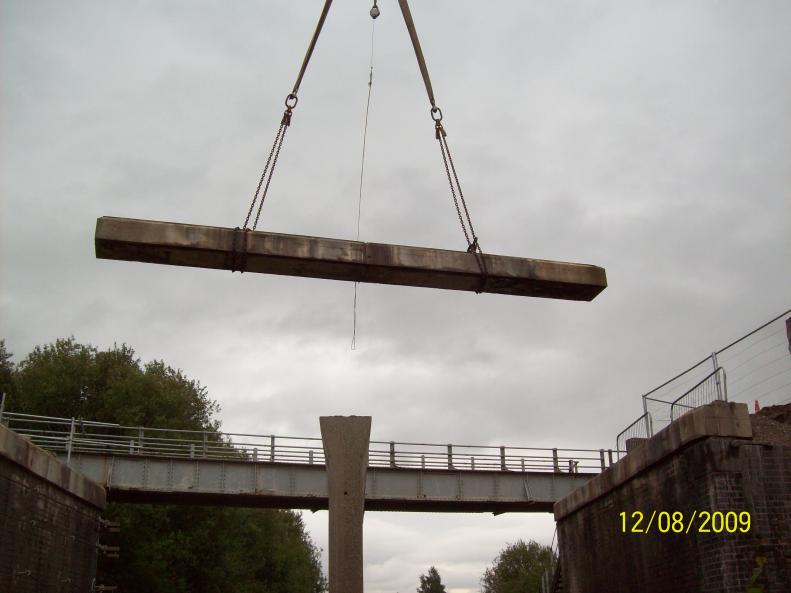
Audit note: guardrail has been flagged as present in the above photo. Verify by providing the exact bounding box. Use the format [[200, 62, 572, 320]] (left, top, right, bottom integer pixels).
[[0, 411, 614, 474]]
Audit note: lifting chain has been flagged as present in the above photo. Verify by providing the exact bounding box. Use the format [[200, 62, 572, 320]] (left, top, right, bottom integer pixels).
[[242, 1, 334, 232], [396, 0, 484, 258]]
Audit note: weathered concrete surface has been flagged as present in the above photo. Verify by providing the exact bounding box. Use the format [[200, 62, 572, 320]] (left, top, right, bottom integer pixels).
[[0, 424, 106, 592], [61, 452, 593, 512], [555, 401, 751, 520], [554, 402, 790, 592], [95, 217, 607, 300], [320, 416, 371, 593]]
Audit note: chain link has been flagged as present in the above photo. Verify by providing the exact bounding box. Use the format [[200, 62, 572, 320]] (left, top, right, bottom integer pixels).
[[243, 105, 293, 231]]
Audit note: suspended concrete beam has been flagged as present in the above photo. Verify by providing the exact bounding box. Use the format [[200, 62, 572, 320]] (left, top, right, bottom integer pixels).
[[95, 217, 607, 300], [59, 452, 594, 513]]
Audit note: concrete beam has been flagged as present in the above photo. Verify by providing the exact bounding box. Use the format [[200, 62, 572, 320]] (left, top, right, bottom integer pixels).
[[320, 416, 371, 593], [95, 217, 607, 300]]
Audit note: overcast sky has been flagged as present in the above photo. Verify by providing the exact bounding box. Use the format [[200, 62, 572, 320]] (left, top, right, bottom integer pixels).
[[2, 1, 790, 591]]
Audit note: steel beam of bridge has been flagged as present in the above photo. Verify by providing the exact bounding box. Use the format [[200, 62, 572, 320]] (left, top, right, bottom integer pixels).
[[61, 452, 594, 513]]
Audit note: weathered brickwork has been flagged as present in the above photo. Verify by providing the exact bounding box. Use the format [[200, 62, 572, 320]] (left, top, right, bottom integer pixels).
[[0, 456, 102, 592], [557, 437, 790, 593]]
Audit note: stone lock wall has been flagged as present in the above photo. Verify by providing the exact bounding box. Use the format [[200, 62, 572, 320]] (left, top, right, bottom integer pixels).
[[0, 425, 106, 592], [554, 402, 790, 593]]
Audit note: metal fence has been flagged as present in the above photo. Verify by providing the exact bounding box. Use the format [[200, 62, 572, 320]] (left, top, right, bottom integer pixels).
[[0, 411, 615, 474], [615, 412, 653, 455], [669, 367, 727, 422], [616, 308, 791, 452]]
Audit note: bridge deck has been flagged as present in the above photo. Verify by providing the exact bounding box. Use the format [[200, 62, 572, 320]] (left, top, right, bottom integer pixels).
[[64, 453, 594, 513]]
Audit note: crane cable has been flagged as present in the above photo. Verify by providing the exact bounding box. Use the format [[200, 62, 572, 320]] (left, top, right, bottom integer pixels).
[[352, 2, 380, 350], [396, 0, 486, 283], [241, 0, 334, 234]]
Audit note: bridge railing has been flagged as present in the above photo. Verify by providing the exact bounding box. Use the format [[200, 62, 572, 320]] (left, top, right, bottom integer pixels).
[[0, 411, 613, 474]]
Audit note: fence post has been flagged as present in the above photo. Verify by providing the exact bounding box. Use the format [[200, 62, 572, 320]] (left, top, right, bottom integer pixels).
[[389, 441, 396, 468], [66, 418, 76, 465], [447, 444, 453, 470], [711, 351, 724, 401], [500, 446, 506, 471], [599, 449, 606, 471], [269, 435, 275, 462], [552, 448, 559, 472]]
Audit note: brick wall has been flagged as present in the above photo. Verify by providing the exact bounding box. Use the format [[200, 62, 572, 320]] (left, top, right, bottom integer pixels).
[[0, 456, 102, 592], [556, 437, 790, 592]]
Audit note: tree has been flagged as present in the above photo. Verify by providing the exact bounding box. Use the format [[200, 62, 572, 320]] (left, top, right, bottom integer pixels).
[[3, 337, 327, 593], [0, 339, 13, 404], [480, 540, 555, 593], [417, 566, 447, 593]]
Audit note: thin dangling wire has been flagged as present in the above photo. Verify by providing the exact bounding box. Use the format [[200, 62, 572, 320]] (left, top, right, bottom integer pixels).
[[352, 5, 379, 350]]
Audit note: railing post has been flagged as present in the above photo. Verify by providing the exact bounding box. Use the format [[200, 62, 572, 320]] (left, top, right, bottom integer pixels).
[[447, 444, 453, 470], [309, 449, 314, 465], [203, 432, 208, 458], [253, 447, 258, 462], [471, 456, 475, 471], [269, 435, 275, 462], [500, 446, 507, 471], [421, 454, 425, 470], [190, 443, 195, 459], [138, 427, 145, 454], [389, 441, 396, 468], [129, 439, 135, 455], [608, 449, 614, 466], [66, 418, 76, 465], [552, 448, 559, 472], [521, 458, 526, 473], [0, 391, 5, 426], [599, 449, 606, 471]]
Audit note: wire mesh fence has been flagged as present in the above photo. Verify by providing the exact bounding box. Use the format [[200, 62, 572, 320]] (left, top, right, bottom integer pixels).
[[617, 308, 791, 451]]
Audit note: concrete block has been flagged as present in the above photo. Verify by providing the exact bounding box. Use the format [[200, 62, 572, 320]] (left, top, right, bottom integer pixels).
[[95, 217, 607, 300], [554, 401, 751, 521]]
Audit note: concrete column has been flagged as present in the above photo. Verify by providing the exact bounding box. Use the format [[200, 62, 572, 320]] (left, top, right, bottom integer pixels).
[[320, 416, 371, 593]]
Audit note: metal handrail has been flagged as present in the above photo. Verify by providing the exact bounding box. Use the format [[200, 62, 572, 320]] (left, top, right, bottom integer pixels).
[[2, 411, 613, 474]]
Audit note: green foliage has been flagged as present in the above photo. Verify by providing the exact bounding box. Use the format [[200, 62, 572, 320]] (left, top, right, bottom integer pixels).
[[417, 566, 447, 593], [9, 337, 219, 430], [480, 540, 554, 593], [0, 339, 13, 403], [3, 337, 327, 593]]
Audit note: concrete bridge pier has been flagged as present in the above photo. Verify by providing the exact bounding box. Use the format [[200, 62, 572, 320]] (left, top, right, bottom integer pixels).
[[320, 415, 372, 593]]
